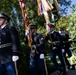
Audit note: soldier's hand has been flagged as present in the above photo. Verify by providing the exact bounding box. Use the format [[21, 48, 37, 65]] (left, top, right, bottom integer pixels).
[[25, 30, 29, 35], [12, 56, 19, 61], [69, 47, 73, 51], [40, 53, 44, 59]]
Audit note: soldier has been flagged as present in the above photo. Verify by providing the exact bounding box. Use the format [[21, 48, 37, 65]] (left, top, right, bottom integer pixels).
[[45, 25, 67, 75], [0, 13, 20, 75], [24, 25, 47, 75], [59, 27, 73, 70]]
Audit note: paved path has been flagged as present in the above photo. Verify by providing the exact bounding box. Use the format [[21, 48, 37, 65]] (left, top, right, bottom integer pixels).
[[67, 70, 76, 75], [49, 70, 76, 75]]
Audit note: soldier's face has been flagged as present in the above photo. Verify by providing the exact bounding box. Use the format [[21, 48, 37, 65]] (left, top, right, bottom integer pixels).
[[0, 18, 5, 26]]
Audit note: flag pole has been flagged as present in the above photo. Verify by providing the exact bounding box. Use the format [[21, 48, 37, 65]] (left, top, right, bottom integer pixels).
[[18, 0, 32, 46]]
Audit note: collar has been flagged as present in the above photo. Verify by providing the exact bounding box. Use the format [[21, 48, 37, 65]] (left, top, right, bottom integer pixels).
[[1, 24, 6, 29]]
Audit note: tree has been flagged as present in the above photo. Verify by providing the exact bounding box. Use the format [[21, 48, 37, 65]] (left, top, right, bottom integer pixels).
[[0, 0, 75, 75]]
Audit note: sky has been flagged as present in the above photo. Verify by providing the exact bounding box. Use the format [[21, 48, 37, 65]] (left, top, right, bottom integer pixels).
[[67, 0, 76, 15], [71, 0, 76, 5]]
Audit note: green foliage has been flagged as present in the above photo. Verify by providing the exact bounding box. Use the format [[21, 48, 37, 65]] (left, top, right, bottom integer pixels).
[[67, 10, 76, 39], [18, 43, 31, 75], [56, 16, 69, 29], [0, 0, 76, 74], [56, 6, 76, 65], [56, 5, 76, 40]]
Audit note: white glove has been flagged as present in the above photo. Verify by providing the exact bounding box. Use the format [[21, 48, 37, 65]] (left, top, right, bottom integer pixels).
[[62, 49, 65, 53], [69, 47, 72, 53], [12, 56, 19, 61], [25, 30, 29, 35], [40, 54, 44, 59], [69, 47, 72, 51]]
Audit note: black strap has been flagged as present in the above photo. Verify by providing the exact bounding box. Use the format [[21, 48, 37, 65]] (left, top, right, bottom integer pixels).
[[0, 19, 6, 27]]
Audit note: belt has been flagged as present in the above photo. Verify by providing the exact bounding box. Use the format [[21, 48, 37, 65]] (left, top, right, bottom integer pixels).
[[0, 43, 12, 48]]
